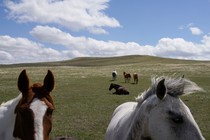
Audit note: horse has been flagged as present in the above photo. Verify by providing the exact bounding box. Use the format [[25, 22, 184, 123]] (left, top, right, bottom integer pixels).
[[112, 70, 118, 81], [133, 73, 138, 84], [109, 83, 129, 95], [106, 76, 205, 140], [0, 69, 55, 140], [123, 72, 131, 83]]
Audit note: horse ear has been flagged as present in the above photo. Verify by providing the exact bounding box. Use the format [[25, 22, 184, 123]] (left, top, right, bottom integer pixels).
[[156, 79, 166, 100], [18, 69, 29, 96], [43, 70, 55, 93]]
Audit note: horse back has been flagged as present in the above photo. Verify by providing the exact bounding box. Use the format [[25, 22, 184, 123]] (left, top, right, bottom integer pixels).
[[117, 87, 129, 95]]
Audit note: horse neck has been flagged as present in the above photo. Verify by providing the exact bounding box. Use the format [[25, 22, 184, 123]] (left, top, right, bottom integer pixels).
[[127, 96, 156, 139], [0, 94, 22, 139]]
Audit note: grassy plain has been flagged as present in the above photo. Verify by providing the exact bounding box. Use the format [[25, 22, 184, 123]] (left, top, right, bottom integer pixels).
[[0, 55, 210, 139]]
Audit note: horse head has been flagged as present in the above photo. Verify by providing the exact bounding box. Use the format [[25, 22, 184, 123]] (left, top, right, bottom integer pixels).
[[14, 70, 55, 140], [109, 83, 114, 91], [137, 77, 205, 140]]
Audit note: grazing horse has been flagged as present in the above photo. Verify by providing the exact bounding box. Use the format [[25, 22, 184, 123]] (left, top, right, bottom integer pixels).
[[106, 76, 205, 140], [0, 69, 55, 140], [112, 70, 117, 81], [133, 73, 138, 84], [123, 72, 131, 83], [109, 83, 129, 95]]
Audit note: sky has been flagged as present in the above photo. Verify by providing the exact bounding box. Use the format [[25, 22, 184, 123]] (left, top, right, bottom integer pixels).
[[0, 0, 210, 64]]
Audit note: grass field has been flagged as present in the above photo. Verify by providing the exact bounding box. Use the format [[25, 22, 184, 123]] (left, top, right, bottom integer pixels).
[[0, 55, 210, 139]]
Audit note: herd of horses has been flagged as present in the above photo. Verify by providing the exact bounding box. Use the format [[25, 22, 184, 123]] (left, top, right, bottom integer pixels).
[[109, 71, 138, 95], [112, 71, 138, 84], [0, 70, 206, 140]]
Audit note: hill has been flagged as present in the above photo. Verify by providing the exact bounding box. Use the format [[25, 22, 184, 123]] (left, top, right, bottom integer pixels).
[[1, 55, 210, 67]]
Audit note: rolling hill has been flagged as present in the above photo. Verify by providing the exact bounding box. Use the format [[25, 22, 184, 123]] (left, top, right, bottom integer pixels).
[[1, 55, 210, 67]]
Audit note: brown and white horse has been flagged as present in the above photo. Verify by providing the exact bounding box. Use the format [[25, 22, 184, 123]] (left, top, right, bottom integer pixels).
[[123, 72, 131, 83], [0, 69, 55, 140]]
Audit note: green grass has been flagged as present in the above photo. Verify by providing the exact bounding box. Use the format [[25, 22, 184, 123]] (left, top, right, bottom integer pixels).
[[0, 55, 210, 139]]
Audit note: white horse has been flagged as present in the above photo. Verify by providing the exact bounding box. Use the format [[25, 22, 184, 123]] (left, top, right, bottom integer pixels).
[[0, 69, 55, 140], [106, 76, 205, 140], [112, 70, 118, 81]]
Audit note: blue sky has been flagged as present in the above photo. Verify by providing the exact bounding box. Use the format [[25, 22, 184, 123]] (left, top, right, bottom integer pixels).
[[0, 0, 210, 64]]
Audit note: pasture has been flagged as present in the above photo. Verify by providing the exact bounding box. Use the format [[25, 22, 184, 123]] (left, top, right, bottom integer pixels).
[[0, 55, 210, 139]]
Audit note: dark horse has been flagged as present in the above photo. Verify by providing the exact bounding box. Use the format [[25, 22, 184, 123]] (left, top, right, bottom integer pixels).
[[123, 72, 131, 83], [109, 83, 129, 95]]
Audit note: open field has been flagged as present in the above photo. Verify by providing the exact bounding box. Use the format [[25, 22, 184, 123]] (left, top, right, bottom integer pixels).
[[0, 55, 210, 139]]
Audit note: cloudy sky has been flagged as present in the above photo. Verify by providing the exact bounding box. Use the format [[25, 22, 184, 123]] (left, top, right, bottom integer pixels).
[[1, 0, 210, 64]]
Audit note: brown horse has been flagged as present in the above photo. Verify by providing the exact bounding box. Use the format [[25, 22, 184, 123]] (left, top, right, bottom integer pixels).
[[123, 72, 131, 83], [133, 73, 138, 84]]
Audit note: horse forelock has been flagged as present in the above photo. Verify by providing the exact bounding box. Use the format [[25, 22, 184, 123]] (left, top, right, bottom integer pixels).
[[164, 76, 204, 96], [14, 83, 54, 140], [136, 76, 203, 104], [32, 83, 54, 109]]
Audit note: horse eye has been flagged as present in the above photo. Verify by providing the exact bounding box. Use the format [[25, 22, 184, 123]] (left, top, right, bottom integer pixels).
[[46, 108, 54, 115], [171, 116, 183, 124], [168, 110, 183, 124]]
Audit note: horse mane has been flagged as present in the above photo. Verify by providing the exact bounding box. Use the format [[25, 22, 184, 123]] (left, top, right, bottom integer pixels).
[[136, 76, 204, 104]]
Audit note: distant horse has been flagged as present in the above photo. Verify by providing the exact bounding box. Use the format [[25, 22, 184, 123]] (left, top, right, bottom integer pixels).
[[123, 72, 131, 83], [109, 83, 129, 95], [112, 70, 117, 81], [0, 70, 55, 140], [133, 73, 138, 84], [106, 76, 205, 140]]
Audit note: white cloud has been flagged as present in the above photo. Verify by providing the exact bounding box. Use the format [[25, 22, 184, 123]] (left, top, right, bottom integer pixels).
[[1, 25, 210, 64], [0, 35, 66, 64], [189, 27, 203, 35], [30, 25, 210, 61], [0, 51, 13, 63], [155, 38, 206, 59], [4, 0, 120, 34], [179, 24, 204, 36], [30, 25, 155, 57]]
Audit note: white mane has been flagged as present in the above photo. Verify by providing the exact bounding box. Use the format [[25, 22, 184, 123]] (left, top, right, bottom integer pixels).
[[136, 76, 204, 104]]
